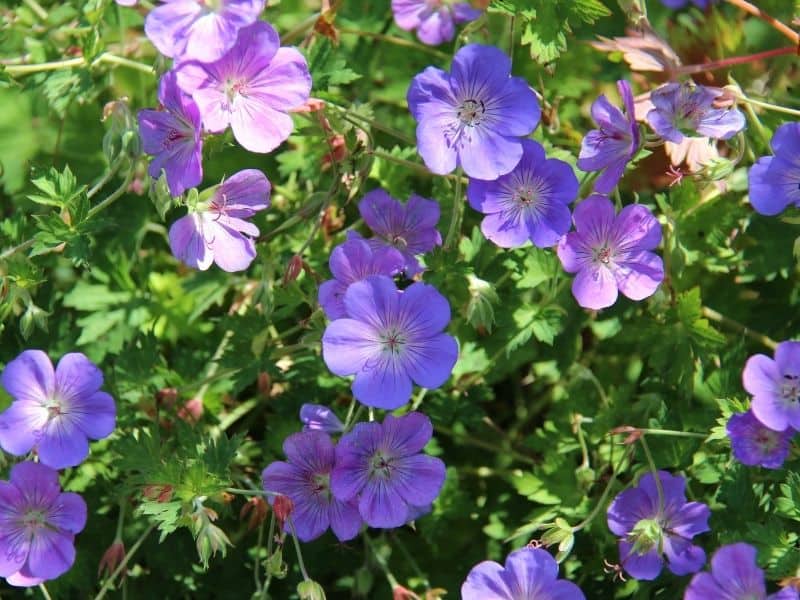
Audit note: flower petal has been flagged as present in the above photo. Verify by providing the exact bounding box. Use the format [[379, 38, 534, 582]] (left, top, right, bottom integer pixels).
[[1, 350, 54, 404], [390, 454, 446, 506]]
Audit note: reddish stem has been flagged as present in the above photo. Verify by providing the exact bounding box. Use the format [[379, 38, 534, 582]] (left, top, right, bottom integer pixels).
[[724, 0, 799, 46], [671, 45, 796, 75]]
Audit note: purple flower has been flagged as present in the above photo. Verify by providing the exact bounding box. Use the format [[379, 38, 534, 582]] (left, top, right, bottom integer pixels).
[[115, 0, 137, 5], [743, 341, 800, 432], [661, 0, 715, 9], [0, 461, 87, 587], [578, 80, 640, 194], [321, 276, 458, 410], [355, 189, 442, 275], [557, 195, 664, 310], [0, 350, 116, 470], [727, 409, 793, 469], [169, 168, 270, 272], [467, 139, 578, 248], [461, 547, 586, 600], [684, 543, 799, 600], [646, 82, 745, 144], [261, 430, 361, 542], [174, 21, 311, 154], [392, 0, 482, 46], [407, 43, 540, 180], [138, 71, 203, 197], [144, 0, 265, 63], [748, 123, 800, 216], [607, 471, 709, 581], [300, 404, 345, 435], [319, 239, 404, 320], [330, 412, 445, 528]]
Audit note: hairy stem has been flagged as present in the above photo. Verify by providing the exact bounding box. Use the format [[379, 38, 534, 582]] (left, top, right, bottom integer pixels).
[[671, 45, 796, 75], [701, 306, 778, 350], [94, 523, 157, 600]]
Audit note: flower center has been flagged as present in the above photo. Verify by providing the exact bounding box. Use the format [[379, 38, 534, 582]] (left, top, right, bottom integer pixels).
[[224, 79, 247, 104], [457, 99, 485, 126], [627, 518, 663, 555], [781, 374, 800, 402], [45, 395, 65, 420], [20, 508, 47, 531], [370, 452, 393, 479], [163, 128, 184, 150], [198, 0, 221, 10], [594, 246, 613, 265], [381, 328, 406, 355], [391, 235, 408, 250], [754, 428, 780, 453]]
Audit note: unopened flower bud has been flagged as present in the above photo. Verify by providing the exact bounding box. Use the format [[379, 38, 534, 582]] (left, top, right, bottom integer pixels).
[[297, 579, 327, 600], [156, 387, 178, 408], [283, 254, 304, 286], [98, 540, 126, 579], [393, 585, 419, 600], [273, 494, 294, 528]]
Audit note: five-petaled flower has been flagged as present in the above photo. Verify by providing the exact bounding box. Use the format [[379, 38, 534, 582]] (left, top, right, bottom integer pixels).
[[557, 195, 664, 310], [0, 350, 116, 470], [727, 409, 794, 470], [748, 122, 800, 216], [407, 43, 540, 180], [321, 275, 458, 410], [0, 461, 87, 587], [391, 0, 482, 46], [743, 341, 800, 432], [175, 21, 311, 154]]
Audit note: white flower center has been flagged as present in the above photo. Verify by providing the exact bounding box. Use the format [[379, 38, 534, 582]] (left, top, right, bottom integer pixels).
[[457, 99, 485, 126]]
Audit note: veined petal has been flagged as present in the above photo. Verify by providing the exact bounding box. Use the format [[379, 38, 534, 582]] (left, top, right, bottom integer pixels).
[[36, 418, 90, 470], [390, 454, 446, 506], [54, 353, 103, 404], [358, 478, 409, 528], [169, 214, 214, 271], [25, 528, 75, 580], [322, 319, 381, 376], [351, 357, 413, 409], [1, 350, 54, 404], [230, 96, 295, 153], [0, 401, 47, 456]]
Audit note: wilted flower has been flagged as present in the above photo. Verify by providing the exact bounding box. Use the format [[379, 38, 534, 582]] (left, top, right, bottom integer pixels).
[[240, 497, 269, 531], [461, 547, 586, 600], [467, 139, 578, 248], [0, 462, 87, 587], [145, 0, 266, 62], [138, 71, 203, 197], [727, 409, 793, 469], [684, 543, 799, 600], [557, 195, 663, 310], [331, 412, 446, 528], [748, 122, 800, 216], [0, 350, 116, 469], [168, 169, 271, 272], [392, 0, 482, 46], [407, 43, 540, 180], [321, 276, 458, 409], [300, 403, 345, 435], [743, 341, 800, 432], [607, 471, 709, 580], [175, 21, 311, 154]]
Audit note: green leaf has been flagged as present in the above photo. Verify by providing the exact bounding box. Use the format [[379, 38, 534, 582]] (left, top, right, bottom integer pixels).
[[568, 0, 611, 23], [521, 5, 569, 64]]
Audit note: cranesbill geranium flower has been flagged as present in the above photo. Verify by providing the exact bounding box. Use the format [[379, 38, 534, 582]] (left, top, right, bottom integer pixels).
[[748, 123, 800, 216], [321, 275, 458, 409], [392, 0, 482, 46], [169, 168, 270, 271], [319, 239, 405, 320], [607, 471, 709, 580], [467, 139, 578, 248], [646, 82, 745, 143], [300, 404, 345, 435], [743, 341, 800, 432], [461, 547, 586, 600], [661, 0, 715, 9], [0, 350, 116, 470], [261, 431, 361, 542], [578, 80, 639, 194], [557, 195, 664, 310], [727, 409, 793, 469], [355, 189, 441, 275], [145, 0, 265, 63], [138, 71, 203, 197], [407, 43, 540, 180], [175, 21, 311, 154], [0, 461, 87, 587], [684, 543, 799, 600], [331, 412, 445, 528]]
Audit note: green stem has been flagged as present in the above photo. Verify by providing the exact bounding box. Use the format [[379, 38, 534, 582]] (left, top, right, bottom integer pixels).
[[335, 107, 415, 145], [280, 12, 320, 45], [88, 159, 124, 200], [94, 523, 157, 600], [572, 442, 628, 533], [639, 435, 664, 514], [363, 534, 401, 591], [0, 239, 34, 262], [701, 306, 778, 351], [38, 584, 54, 600], [24, 0, 48, 20], [87, 168, 134, 218], [260, 513, 277, 599], [738, 95, 800, 118], [226, 487, 279, 498], [114, 500, 127, 542], [444, 168, 465, 250], [435, 424, 537, 466], [5, 53, 154, 77], [339, 28, 449, 60], [287, 518, 310, 581], [638, 428, 706, 440]]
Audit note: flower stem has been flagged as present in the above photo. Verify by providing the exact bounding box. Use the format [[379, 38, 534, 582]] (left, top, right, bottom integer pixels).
[[0, 239, 34, 262], [226, 487, 279, 498], [723, 0, 799, 46], [736, 94, 800, 118], [639, 435, 665, 514], [38, 584, 54, 600], [87, 167, 135, 218], [338, 29, 449, 60], [435, 424, 537, 466], [260, 513, 277, 599], [287, 518, 311, 581], [444, 168, 465, 250], [363, 534, 401, 591], [701, 306, 778, 350], [4, 53, 154, 77], [94, 523, 157, 600], [638, 428, 707, 439], [671, 46, 796, 75], [572, 442, 630, 533]]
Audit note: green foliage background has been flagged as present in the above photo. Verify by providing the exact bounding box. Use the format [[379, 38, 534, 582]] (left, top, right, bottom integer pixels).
[[1, 0, 800, 598]]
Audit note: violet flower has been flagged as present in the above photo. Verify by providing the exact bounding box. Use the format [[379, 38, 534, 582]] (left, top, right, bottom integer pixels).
[[355, 189, 441, 275], [330, 412, 445, 528], [145, 0, 265, 63], [748, 122, 800, 216], [168, 168, 270, 272], [743, 341, 800, 432], [0, 461, 87, 587], [392, 0, 482, 46], [0, 350, 116, 470], [175, 21, 311, 154], [321, 275, 458, 410], [557, 195, 664, 310], [467, 139, 578, 248], [578, 80, 640, 194], [607, 471, 709, 580], [138, 71, 203, 197], [462, 547, 586, 600], [661, 0, 715, 9], [684, 543, 799, 600], [319, 238, 405, 320], [646, 82, 745, 144], [299, 404, 345, 435], [407, 43, 540, 180], [727, 409, 793, 469], [261, 430, 361, 542]]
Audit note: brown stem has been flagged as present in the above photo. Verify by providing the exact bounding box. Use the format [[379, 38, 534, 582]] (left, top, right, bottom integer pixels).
[[724, 0, 799, 46], [671, 45, 796, 75]]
